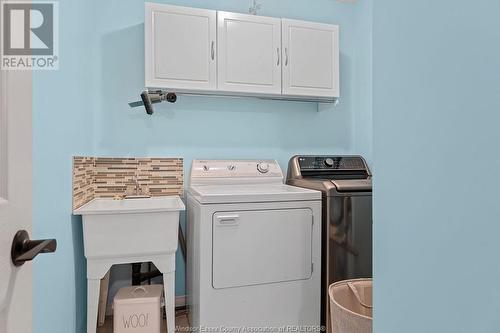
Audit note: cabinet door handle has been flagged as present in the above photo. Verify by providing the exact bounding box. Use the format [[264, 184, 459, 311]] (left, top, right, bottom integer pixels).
[[285, 47, 289, 66], [277, 47, 280, 66], [211, 41, 215, 60]]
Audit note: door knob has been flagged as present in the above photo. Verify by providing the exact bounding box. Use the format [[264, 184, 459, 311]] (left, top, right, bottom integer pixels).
[[11, 230, 57, 266]]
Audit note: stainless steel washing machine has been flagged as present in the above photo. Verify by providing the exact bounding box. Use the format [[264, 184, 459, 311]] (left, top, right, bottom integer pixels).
[[286, 155, 372, 333]]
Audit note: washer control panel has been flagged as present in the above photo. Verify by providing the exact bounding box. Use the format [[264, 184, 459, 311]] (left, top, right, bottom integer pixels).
[[298, 156, 367, 170]]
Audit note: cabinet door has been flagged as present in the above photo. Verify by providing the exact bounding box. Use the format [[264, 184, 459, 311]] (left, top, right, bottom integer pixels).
[[145, 3, 216, 90], [282, 19, 339, 98], [217, 11, 282, 94]]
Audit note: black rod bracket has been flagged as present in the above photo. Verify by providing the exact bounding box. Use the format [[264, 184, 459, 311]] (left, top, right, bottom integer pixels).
[[129, 90, 178, 115]]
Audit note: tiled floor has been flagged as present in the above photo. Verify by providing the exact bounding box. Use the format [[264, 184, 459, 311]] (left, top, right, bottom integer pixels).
[[97, 311, 189, 333]]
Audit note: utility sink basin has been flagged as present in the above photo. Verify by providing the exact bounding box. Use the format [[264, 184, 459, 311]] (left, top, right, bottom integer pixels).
[[74, 196, 185, 259]]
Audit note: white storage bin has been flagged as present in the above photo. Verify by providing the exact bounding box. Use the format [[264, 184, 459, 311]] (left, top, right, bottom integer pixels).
[[114, 285, 163, 333]]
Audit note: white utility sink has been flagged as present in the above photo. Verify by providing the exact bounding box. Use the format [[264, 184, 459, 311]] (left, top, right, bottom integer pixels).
[[74, 196, 185, 215], [74, 196, 185, 259], [73, 196, 185, 333]]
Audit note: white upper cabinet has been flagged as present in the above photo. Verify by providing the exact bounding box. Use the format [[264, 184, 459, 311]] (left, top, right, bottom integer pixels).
[[217, 11, 282, 94], [144, 4, 340, 101], [282, 19, 339, 98], [145, 3, 217, 90]]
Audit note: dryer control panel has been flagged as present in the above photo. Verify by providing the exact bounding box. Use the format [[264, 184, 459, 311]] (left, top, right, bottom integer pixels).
[[190, 160, 284, 185]]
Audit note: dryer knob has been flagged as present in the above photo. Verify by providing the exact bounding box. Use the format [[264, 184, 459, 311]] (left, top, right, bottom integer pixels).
[[257, 162, 270, 173]]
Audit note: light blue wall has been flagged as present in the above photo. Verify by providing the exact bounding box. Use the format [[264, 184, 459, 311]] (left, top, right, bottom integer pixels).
[[373, 1, 500, 332], [33, 2, 98, 333], [33, 1, 372, 332], [353, 0, 372, 164]]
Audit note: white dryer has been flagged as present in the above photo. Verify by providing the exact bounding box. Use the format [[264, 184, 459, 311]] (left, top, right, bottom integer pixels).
[[187, 160, 321, 331]]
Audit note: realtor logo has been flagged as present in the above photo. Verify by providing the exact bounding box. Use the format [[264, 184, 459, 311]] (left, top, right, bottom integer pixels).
[[1, 1, 59, 70]]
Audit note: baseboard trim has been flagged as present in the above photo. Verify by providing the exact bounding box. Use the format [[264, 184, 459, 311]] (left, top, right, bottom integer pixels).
[[175, 295, 187, 307]]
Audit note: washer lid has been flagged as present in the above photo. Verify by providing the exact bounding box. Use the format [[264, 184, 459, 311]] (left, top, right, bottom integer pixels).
[[189, 184, 321, 204], [332, 179, 372, 192]]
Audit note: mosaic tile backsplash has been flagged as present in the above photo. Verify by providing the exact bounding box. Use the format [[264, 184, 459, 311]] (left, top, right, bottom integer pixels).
[[72, 157, 183, 210]]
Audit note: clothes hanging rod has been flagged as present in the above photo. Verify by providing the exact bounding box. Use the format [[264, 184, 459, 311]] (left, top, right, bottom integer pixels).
[[129, 89, 339, 115]]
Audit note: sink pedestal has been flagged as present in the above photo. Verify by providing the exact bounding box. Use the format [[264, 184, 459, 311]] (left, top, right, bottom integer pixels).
[[74, 197, 185, 333], [87, 254, 175, 333]]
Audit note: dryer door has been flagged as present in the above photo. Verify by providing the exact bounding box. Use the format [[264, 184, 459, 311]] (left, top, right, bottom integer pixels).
[[212, 208, 313, 289]]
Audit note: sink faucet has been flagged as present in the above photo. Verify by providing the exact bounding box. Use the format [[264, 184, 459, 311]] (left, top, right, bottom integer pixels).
[[124, 176, 151, 199], [133, 175, 141, 195]]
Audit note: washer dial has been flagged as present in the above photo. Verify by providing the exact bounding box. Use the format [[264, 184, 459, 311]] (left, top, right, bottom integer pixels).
[[324, 158, 335, 167]]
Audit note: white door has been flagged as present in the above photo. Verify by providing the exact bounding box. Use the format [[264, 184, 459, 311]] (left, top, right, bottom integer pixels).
[[217, 11, 282, 94], [0, 66, 56, 332], [212, 209, 313, 289], [0, 66, 33, 332], [282, 19, 339, 98], [145, 3, 217, 91]]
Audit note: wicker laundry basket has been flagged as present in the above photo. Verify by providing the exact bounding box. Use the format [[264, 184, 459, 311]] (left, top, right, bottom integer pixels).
[[329, 278, 372, 333]]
